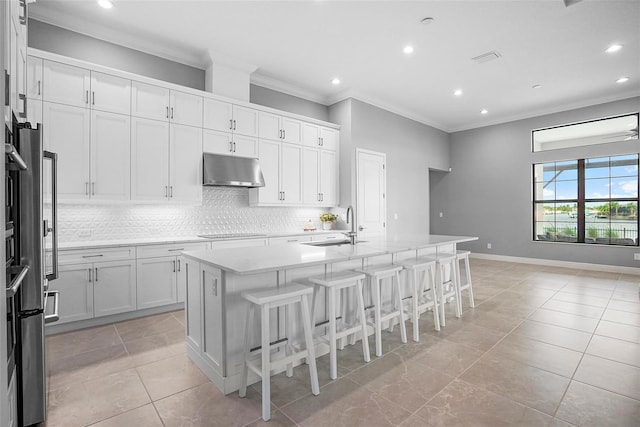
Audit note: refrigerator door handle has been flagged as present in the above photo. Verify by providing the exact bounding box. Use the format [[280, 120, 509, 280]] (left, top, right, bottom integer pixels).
[[6, 265, 30, 298], [44, 151, 59, 281], [44, 291, 60, 324]]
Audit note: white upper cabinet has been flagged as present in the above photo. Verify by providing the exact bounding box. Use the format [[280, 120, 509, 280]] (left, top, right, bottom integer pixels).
[[203, 99, 258, 157], [320, 127, 338, 151], [253, 139, 281, 204], [302, 147, 320, 205], [233, 105, 259, 137], [26, 55, 42, 100], [131, 81, 170, 121], [303, 123, 338, 151], [203, 98, 232, 132], [170, 90, 203, 127], [320, 149, 338, 206], [43, 60, 91, 108], [42, 101, 91, 200], [280, 142, 303, 204], [170, 124, 203, 202], [251, 140, 302, 205], [259, 111, 303, 144], [131, 117, 170, 201], [90, 71, 131, 115], [203, 129, 258, 158], [90, 110, 131, 201]]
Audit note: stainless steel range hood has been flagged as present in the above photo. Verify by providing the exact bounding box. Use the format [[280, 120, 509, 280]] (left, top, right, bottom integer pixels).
[[203, 153, 265, 187]]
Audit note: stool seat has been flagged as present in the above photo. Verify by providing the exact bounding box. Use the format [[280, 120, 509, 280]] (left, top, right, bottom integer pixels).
[[356, 264, 403, 278], [308, 271, 366, 287], [397, 257, 436, 269], [241, 283, 313, 305]]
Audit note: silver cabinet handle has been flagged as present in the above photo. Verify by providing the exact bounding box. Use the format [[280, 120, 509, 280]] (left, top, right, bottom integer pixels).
[[168, 248, 184, 252], [165, 186, 168, 197], [88, 268, 92, 283], [92, 91, 95, 105], [177, 260, 181, 272], [166, 106, 169, 119], [38, 81, 41, 96], [320, 193, 324, 202], [279, 129, 282, 139], [170, 186, 173, 198], [212, 278, 218, 296], [359, 226, 366, 231], [233, 142, 236, 152], [283, 129, 286, 140], [95, 267, 98, 282], [321, 137, 324, 146], [18, 0, 27, 25], [173, 260, 176, 273], [82, 254, 104, 258], [91, 182, 95, 195], [233, 119, 237, 130], [18, 94, 27, 118], [229, 141, 233, 152], [229, 119, 233, 130], [86, 90, 89, 104], [171, 107, 174, 119], [85, 182, 89, 196]]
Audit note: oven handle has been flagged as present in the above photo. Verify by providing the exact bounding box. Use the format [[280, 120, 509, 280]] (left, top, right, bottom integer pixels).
[[44, 291, 60, 324], [6, 265, 30, 298], [44, 151, 59, 281]]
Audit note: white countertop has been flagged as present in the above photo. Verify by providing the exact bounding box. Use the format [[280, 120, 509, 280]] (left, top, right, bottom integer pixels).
[[58, 230, 344, 250], [183, 234, 478, 275]]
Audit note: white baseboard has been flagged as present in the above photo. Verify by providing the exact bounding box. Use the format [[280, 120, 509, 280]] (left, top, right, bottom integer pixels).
[[470, 253, 640, 276]]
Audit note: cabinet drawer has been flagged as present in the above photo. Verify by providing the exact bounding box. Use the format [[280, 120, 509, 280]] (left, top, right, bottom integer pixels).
[[137, 242, 208, 259], [59, 246, 135, 265]]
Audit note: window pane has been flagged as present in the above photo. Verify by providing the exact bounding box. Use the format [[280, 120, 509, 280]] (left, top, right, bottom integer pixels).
[[556, 180, 577, 199], [611, 177, 638, 198], [611, 154, 638, 178], [585, 157, 610, 179], [540, 182, 556, 200], [556, 161, 578, 181], [585, 178, 610, 199]]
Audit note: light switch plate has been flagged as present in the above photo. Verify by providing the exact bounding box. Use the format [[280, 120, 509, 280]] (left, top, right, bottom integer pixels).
[[634, 253, 640, 261]]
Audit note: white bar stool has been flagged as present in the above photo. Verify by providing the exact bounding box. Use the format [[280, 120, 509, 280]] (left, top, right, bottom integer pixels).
[[397, 257, 440, 341], [434, 253, 461, 327], [455, 250, 475, 314], [307, 271, 370, 379], [355, 264, 407, 357], [239, 283, 319, 421]]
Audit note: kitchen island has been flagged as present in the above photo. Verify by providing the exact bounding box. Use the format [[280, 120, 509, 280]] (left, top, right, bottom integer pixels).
[[182, 234, 478, 394]]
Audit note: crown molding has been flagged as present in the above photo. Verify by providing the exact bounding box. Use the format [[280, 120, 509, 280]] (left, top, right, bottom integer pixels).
[[250, 73, 329, 105], [201, 50, 258, 74], [29, 13, 206, 69]]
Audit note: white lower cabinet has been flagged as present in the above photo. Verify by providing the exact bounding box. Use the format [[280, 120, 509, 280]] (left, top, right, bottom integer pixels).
[[51, 264, 94, 324], [93, 260, 137, 317], [136, 256, 178, 309], [202, 264, 223, 370], [185, 257, 202, 353]]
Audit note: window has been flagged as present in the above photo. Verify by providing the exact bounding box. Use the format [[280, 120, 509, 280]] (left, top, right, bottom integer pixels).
[[533, 154, 639, 246]]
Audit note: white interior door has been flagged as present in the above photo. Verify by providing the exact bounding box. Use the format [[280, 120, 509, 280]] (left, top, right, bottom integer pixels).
[[356, 148, 386, 238]]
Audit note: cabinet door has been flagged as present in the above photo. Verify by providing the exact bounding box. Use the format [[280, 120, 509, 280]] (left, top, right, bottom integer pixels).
[[233, 134, 258, 158], [202, 265, 222, 370], [203, 129, 233, 155], [26, 56, 42, 100], [176, 256, 187, 303], [258, 111, 281, 141], [203, 98, 232, 132], [43, 60, 90, 108], [281, 117, 303, 145], [320, 149, 338, 206], [42, 102, 91, 200], [170, 124, 203, 202], [131, 117, 170, 201], [170, 90, 203, 127], [136, 257, 177, 309], [131, 81, 169, 121], [320, 127, 338, 151], [90, 110, 131, 201], [302, 147, 320, 204], [256, 139, 280, 204], [93, 260, 136, 317], [185, 259, 201, 352], [232, 105, 259, 137], [90, 71, 131, 115], [281, 142, 302, 204], [49, 264, 94, 324], [302, 122, 320, 147], [26, 98, 42, 125]]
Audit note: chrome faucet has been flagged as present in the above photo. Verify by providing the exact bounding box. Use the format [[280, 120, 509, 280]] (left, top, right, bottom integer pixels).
[[344, 205, 357, 245]]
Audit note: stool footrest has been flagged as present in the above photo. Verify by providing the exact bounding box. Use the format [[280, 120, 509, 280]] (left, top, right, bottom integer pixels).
[[249, 337, 288, 354], [314, 316, 342, 328], [246, 349, 311, 378]]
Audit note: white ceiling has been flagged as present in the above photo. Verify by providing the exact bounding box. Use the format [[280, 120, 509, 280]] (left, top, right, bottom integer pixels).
[[29, 0, 640, 132]]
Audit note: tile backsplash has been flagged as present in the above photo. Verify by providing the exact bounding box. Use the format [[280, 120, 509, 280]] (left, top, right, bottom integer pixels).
[[57, 187, 336, 242]]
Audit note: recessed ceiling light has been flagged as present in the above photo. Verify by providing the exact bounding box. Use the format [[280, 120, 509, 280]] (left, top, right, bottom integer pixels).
[[331, 78, 341, 85], [97, 0, 113, 9], [532, 84, 542, 89], [480, 109, 489, 115], [403, 45, 414, 54], [616, 77, 629, 83], [605, 44, 623, 53], [421, 17, 435, 25], [453, 89, 463, 96]]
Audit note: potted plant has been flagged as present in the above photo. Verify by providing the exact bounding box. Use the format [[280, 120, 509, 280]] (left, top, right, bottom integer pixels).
[[319, 213, 338, 230]]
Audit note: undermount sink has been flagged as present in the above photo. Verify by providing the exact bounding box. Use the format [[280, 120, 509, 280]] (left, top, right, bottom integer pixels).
[[302, 239, 368, 247]]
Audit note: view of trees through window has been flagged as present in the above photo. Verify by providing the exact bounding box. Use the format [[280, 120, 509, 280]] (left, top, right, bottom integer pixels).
[[533, 154, 639, 245]]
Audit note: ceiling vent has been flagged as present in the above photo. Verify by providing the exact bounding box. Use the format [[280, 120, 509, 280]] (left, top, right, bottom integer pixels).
[[471, 51, 502, 64]]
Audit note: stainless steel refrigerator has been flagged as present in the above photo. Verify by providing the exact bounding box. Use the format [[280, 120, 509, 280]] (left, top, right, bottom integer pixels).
[[9, 121, 59, 426]]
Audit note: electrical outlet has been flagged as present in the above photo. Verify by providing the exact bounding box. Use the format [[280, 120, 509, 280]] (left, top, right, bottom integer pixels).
[[487, 243, 492, 249], [439, 212, 443, 218], [394, 213, 398, 220], [634, 253, 640, 261]]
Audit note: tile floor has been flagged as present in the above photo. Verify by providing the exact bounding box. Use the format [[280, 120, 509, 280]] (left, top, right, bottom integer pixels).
[[43, 259, 640, 426]]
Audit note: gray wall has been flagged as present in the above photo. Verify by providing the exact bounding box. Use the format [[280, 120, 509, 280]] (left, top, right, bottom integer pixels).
[[431, 96, 640, 268], [250, 85, 329, 122], [28, 19, 206, 90], [330, 99, 450, 235]]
